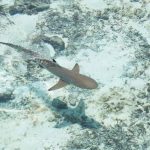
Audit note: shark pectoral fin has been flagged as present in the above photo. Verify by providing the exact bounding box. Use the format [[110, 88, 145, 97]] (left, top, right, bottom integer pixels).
[[48, 79, 68, 91], [72, 63, 79, 73]]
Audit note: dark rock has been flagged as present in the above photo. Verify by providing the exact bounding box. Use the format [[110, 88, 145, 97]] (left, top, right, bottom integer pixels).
[[22, 0, 50, 4], [0, 4, 6, 16], [147, 83, 150, 93], [32, 35, 65, 53], [9, 5, 24, 15], [134, 8, 145, 19], [97, 14, 109, 20], [0, 92, 15, 103], [52, 98, 68, 109], [0, 55, 5, 64], [42, 36, 65, 52], [9, 2, 49, 15], [140, 44, 150, 49], [130, 0, 140, 2], [35, 5, 49, 12], [96, 9, 110, 20]]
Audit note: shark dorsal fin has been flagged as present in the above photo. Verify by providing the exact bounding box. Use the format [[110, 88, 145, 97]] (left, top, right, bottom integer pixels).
[[72, 63, 79, 73], [48, 79, 68, 91]]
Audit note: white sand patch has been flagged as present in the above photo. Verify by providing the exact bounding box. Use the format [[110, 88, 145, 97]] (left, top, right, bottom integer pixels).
[[0, 72, 15, 93], [146, 3, 150, 12], [0, 14, 38, 43], [50, 0, 64, 10], [0, 117, 70, 150], [0, 0, 14, 6], [11, 14, 38, 36], [80, 0, 107, 10], [128, 78, 147, 89]]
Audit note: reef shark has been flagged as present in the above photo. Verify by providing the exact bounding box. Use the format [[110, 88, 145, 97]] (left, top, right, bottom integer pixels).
[[0, 42, 98, 91]]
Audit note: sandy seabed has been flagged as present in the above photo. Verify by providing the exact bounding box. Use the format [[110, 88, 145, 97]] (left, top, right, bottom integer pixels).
[[0, 0, 150, 149]]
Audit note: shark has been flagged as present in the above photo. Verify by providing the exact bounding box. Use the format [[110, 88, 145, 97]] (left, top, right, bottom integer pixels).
[[35, 58, 98, 91], [0, 42, 98, 91]]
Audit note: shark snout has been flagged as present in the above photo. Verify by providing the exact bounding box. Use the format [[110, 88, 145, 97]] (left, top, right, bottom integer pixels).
[[91, 80, 98, 89], [86, 79, 98, 89], [76, 75, 98, 89]]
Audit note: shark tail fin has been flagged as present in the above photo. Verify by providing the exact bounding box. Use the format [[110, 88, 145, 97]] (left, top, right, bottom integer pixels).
[[48, 79, 68, 91], [72, 63, 79, 73]]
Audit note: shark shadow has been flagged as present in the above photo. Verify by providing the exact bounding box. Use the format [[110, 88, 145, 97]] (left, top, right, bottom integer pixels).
[[30, 85, 101, 129], [52, 98, 101, 129]]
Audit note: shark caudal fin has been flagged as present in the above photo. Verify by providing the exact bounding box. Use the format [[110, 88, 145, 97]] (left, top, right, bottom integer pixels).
[[48, 79, 68, 91], [72, 63, 79, 73]]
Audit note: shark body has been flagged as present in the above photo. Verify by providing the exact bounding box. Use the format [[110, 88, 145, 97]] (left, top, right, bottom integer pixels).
[[35, 59, 98, 91], [0, 42, 98, 91]]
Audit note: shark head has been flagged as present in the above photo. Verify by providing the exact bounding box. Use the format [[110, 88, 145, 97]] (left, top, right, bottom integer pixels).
[[74, 74, 98, 89]]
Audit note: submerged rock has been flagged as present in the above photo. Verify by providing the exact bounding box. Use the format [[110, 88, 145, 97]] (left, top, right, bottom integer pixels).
[[42, 36, 65, 52], [33, 35, 65, 52], [9, 2, 49, 15], [0, 92, 14, 103], [52, 98, 68, 109], [0, 4, 6, 16]]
